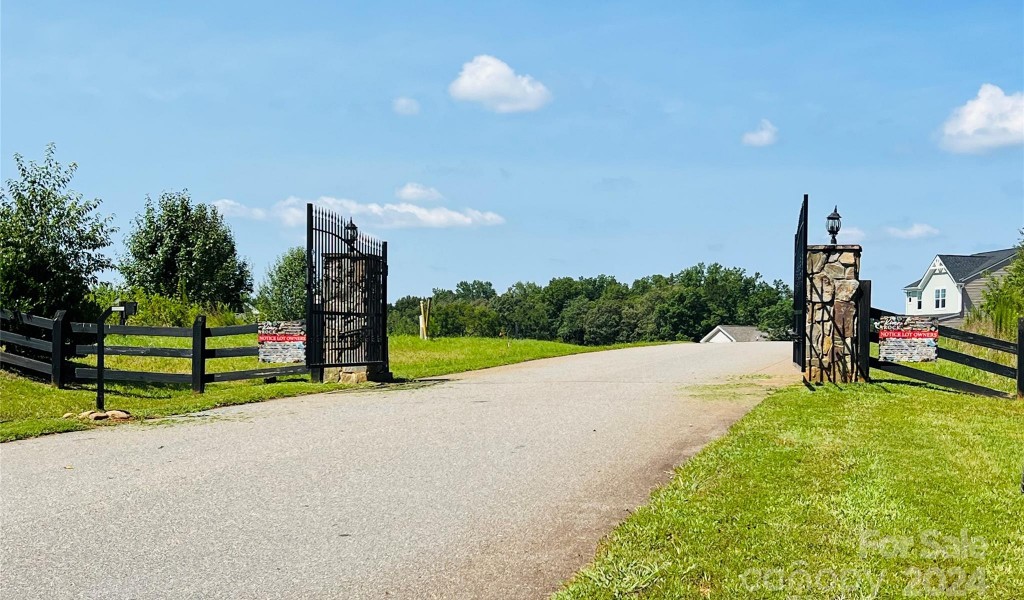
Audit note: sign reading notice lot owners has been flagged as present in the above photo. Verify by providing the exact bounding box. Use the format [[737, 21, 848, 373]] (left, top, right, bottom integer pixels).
[[878, 316, 938, 363], [258, 321, 306, 363]]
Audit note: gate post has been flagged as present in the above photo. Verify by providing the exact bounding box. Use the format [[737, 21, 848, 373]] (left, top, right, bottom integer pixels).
[[805, 244, 863, 383], [856, 280, 872, 382], [192, 315, 207, 393]]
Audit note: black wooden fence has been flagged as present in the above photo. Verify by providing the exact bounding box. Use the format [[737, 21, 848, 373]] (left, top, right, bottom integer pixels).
[[852, 286, 1022, 399], [0, 309, 307, 391]]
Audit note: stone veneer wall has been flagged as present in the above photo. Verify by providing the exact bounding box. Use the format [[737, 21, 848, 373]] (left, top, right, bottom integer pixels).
[[805, 245, 863, 383]]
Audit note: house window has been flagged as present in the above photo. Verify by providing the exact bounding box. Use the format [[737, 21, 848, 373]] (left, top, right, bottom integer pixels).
[[934, 288, 946, 309], [917, 294, 922, 310]]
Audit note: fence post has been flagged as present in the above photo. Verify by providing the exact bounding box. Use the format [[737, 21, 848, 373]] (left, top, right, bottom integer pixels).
[[1017, 317, 1023, 400], [192, 315, 207, 393], [51, 310, 68, 388], [856, 281, 871, 382]]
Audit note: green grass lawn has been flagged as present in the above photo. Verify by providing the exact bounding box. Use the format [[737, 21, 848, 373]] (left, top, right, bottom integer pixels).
[[554, 380, 1024, 599], [1, 335, 660, 442]]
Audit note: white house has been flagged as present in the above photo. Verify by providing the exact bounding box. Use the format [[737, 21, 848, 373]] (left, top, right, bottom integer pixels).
[[700, 325, 768, 343], [902, 248, 1015, 326]]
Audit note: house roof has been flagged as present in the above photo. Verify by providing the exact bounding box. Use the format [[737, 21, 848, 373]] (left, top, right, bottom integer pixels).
[[700, 325, 768, 343], [904, 248, 1015, 289]]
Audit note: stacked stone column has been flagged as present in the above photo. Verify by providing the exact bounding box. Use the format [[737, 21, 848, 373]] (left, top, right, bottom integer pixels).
[[805, 245, 863, 383]]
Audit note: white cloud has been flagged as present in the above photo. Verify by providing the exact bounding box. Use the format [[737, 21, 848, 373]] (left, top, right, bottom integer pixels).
[[741, 119, 778, 147], [215, 197, 504, 230], [392, 96, 420, 116], [212, 199, 266, 220], [886, 223, 940, 240], [449, 55, 551, 113], [837, 226, 866, 244], [272, 194, 503, 227], [940, 84, 1024, 153], [396, 182, 443, 202]]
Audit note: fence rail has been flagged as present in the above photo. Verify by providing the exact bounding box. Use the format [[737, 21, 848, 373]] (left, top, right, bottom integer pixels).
[[0, 310, 308, 391], [866, 306, 1021, 399]]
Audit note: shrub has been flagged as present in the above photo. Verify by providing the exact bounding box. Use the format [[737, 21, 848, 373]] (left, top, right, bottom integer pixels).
[[120, 190, 252, 310], [0, 144, 115, 321], [254, 247, 306, 321]]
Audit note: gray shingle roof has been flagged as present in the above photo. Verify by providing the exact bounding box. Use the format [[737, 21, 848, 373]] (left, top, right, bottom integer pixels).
[[709, 325, 767, 342], [904, 248, 1015, 288]]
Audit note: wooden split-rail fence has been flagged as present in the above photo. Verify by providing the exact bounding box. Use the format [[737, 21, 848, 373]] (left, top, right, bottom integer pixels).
[[0, 309, 307, 392]]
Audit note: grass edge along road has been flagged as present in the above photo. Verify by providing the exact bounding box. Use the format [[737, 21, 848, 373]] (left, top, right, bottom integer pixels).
[[0, 335, 666, 442], [554, 380, 1024, 599]]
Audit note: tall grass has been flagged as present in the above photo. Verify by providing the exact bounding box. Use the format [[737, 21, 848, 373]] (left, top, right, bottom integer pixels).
[[916, 316, 1017, 394]]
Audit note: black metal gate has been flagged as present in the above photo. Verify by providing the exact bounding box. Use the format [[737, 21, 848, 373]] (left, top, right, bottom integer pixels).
[[793, 194, 808, 369], [305, 203, 388, 379]]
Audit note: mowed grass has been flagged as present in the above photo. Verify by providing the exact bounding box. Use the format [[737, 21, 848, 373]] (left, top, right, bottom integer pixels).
[[1, 335, 662, 442], [555, 381, 1024, 599], [388, 335, 665, 380]]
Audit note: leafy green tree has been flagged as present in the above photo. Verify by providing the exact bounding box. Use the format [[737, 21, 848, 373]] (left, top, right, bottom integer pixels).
[[493, 281, 553, 339], [0, 145, 114, 320], [556, 296, 591, 344], [120, 190, 252, 310], [583, 298, 622, 345], [980, 230, 1024, 338], [388, 295, 423, 335], [254, 247, 306, 320], [454, 280, 497, 302]]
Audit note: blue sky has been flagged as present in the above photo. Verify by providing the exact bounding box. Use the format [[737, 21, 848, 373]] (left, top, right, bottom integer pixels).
[[2, 1, 1022, 310]]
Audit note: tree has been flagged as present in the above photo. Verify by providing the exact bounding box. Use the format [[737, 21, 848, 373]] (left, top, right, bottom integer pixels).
[[454, 280, 497, 302], [980, 230, 1024, 338], [556, 296, 591, 344], [583, 298, 622, 345], [0, 144, 114, 320], [254, 247, 306, 320], [121, 190, 252, 310], [493, 281, 553, 339]]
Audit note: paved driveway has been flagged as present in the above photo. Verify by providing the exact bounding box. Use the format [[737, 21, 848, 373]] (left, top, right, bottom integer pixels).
[[1, 342, 795, 599]]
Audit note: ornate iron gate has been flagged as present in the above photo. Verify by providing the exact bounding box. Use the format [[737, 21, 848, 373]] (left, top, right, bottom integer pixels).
[[793, 194, 808, 369], [305, 203, 388, 380]]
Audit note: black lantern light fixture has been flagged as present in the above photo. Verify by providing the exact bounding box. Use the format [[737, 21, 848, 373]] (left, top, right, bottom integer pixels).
[[344, 219, 359, 244], [826, 206, 842, 245]]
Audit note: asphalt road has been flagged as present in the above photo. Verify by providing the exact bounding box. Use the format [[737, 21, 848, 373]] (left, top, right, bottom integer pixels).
[[1, 342, 795, 599]]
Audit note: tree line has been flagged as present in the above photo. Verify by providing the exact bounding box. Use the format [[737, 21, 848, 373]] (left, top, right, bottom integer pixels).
[[389, 267, 793, 344]]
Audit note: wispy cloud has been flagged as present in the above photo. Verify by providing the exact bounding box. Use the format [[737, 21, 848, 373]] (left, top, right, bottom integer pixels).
[[216, 197, 504, 229], [392, 96, 420, 116], [395, 182, 443, 202], [940, 84, 1024, 153], [838, 226, 866, 244], [886, 223, 940, 239], [741, 119, 778, 147], [449, 55, 551, 113], [212, 199, 267, 220]]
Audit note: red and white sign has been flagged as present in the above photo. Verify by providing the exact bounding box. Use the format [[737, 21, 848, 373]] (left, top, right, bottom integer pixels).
[[257, 334, 306, 343], [877, 330, 939, 340]]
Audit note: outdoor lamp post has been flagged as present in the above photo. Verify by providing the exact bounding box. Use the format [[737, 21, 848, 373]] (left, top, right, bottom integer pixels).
[[345, 220, 358, 245], [95, 301, 138, 411], [826, 206, 842, 245]]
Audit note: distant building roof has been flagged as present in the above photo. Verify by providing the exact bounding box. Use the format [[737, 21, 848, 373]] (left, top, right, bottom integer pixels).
[[904, 248, 1015, 289], [700, 325, 768, 343]]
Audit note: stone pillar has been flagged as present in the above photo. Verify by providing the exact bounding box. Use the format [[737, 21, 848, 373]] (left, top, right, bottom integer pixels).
[[805, 245, 863, 383]]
